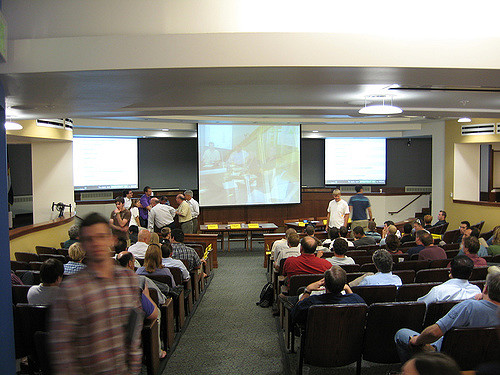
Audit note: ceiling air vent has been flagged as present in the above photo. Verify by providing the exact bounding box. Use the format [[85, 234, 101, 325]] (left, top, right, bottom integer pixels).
[[405, 186, 432, 193], [37, 118, 73, 131], [461, 123, 495, 136], [80, 192, 113, 201]]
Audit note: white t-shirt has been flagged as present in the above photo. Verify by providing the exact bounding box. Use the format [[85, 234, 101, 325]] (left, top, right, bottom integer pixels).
[[327, 199, 349, 229], [124, 197, 132, 210], [187, 198, 199, 218], [129, 206, 140, 227]]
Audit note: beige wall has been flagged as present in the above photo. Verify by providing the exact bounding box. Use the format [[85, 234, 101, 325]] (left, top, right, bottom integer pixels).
[[445, 118, 500, 232]]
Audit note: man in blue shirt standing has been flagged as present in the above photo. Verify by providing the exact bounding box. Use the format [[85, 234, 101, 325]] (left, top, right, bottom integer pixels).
[[348, 185, 373, 232]]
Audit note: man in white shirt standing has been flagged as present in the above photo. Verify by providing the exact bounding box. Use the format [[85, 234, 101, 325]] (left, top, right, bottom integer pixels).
[[148, 197, 176, 232], [184, 190, 199, 233], [417, 255, 481, 305], [326, 189, 350, 230], [123, 189, 133, 210]]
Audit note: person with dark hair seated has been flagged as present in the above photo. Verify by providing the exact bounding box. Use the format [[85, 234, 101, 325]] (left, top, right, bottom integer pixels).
[[63, 224, 80, 249], [418, 255, 481, 305], [323, 226, 340, 248], [327, 238, 355, 265], [400, 223, 415, 244], [28, 258, 64, 305], [418, 232, 446, 261], [385, 234, 402, 254], [161, 241, 190, 281], [274, 232, 301, 271], [395, 272, 500, 363], [455, 220, 471, 244], [337, 226, 354, 248], [365, 221, 382, 243], [355, 249, 402, 287], [461, 236, 488, 267], [457, 227, 489, 257], [171, 228, 203, 271], [407, 230, 427, 257], [136, 244, 176, 286], [433, 210, 447, 227], [423, 214, 433, 230], [352, 226, 377, 248], [401, 352, 461, 375], [291, 266, 365, 324]]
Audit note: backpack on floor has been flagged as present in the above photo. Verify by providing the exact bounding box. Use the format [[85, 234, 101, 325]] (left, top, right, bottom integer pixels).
[[256, 282, 274, 308]]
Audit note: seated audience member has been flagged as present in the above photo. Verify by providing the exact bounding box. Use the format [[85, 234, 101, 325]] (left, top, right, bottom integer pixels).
[[456, 220, 471, 244], [128, 229, 151, 259], [274, 232, 301, 271], [283, 236, 332, 280], [62, 224, 80, 249], [385, 234, 402, 255], [171, 229, 202, 271], [323, 227, 340, 248], [407, 230, 427, 257], [117, 251, 167, 305], [487, 226, 500, 256], [337, 226, 354, 248], [355, 249, 402, 287], [291, 266, 365, 324], [161, 241, 190, 281], [395, 271, 500, 363], [418, 232, 446, 260], [63, 242, 86, 275], [27, 259, 64, 305], [401, 352, 461, 375], [433, 210, 448, 227], [486, 225, 500, 246], [418, 255, 481, 305], [129, 225, 139, 245], [423, 215, 433, 230], [380, 224, 398, 246], [136, 244, 176, 287], [400, 223, 416, 244], [150, 232, 160, 246], [327, 238, 355, 265], [383, 220, 401, 239], [413, 219, 429, 235], [114, 237, 128, 255], [457, 227, 488, 257], [272, 228, 297, 262], [352, 226, 377, 248], [160, 227, 172, 244], [305, 224, 325, 249], [365, 221, 382, 243], [461, 236, 488, 267], [11, 270, 23, 285]]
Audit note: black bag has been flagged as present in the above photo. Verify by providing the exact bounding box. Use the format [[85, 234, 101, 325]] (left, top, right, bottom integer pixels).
[[256, 282, 274, 308]]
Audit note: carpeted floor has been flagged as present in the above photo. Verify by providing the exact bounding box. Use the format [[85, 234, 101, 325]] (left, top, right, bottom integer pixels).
[[161, 243, 399, 375]]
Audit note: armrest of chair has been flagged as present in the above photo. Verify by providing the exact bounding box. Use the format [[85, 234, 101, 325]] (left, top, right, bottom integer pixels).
[[142, 318, 159, 375], [159, 297, 175, 349]]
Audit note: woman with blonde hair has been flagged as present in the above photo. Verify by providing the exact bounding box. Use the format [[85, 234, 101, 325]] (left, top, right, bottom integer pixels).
[[64, 242, 86, 275], [136, 244, 176, 286]]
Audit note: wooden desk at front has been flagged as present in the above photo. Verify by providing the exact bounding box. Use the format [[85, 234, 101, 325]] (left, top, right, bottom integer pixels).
[[200, 223, 278, 251]]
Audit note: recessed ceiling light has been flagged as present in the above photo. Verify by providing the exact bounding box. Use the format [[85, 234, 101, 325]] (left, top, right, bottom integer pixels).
[[458, 117, 471, 123], [359, 105, 403, 115], [312, 130, 318, 133], [161, 128, 169, 132], [4, 121, 23, 130]]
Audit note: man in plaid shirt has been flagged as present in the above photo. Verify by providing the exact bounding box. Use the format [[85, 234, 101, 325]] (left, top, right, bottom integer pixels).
[[171, 228, 202, 271], [49, 213, 143, 374]]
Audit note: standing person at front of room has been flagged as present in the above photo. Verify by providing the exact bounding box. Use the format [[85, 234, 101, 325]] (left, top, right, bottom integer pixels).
[[348, 185, 373, 232], [139, 186, 153, 228], [326, 189, 350, 230]]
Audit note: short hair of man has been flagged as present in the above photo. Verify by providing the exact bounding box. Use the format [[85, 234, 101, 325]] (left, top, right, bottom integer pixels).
[[367, 221, 377, 232], [463, 236, 480, 254], [68, 242, 85, 262], [424, 215, 433, 225], [412, 352, 461, 375], [332, 188, 341, 196], [469, 227, 480, 239], [117, 251, 134, 268], [288, 233, 300, 247], [68, 224, 79, 240], [79, 212, 110, 236], [143, 186, 151, 193], [384, 220, 395, 226], [372, 249, 393, 273], [352, 226, 364, 236], [439, 210, 447, 219], [285, 228, 297, 240], [419, 232, 434, 246], [160, 196, 169, 203], [333, 238, 348, 255], [161, 227, 171, 238], [324, 266, 347, 294], [115, 196, 124, 204], [300, 236, 317, 254], [339, 226, 348, 238], [355, 185, 362, 193], [40, 258, 64, 284], [486, 272, 500, 303], [403, 223, 412, 234], [450, 255, 474, 280], [461, 220, 471, 229], [172, 228, 185, 243], [387, 225, 397, 235], [150, 197, 159, 205], [129, 225, 139, 235], [328, 227, 339, 240], [176, 193, 186, 201], [161, 241, 173, 258], [305, 224, 315, 236], [413, 219, 423, 228], [385, 234, 400, 252], [122, 189, 131, 197], [184, 190, 193, 197], [138, 229, 152, 244], [114, 237, 128, 254]]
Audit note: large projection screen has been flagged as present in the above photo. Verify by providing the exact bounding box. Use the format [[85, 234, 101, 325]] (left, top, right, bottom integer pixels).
[[73, 137, 138, 191], [198, 124, 301, 206], [325, 138, 386, 185]]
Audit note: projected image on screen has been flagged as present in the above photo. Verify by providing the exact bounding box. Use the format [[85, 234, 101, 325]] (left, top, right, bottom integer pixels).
[[198, 124, 301, 206], [73, 137, 138, 190], [325, 138, 386, 185]]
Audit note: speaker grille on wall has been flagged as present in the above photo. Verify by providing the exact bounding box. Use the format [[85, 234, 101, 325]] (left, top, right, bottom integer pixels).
[[80, 192, 113, 201], [461, 123, 495, 136], [405, 186, 432, 193], [37, 118, 73, 131]]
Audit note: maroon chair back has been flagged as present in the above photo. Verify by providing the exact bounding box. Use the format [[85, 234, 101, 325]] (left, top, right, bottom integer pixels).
[[288, 274, 323, 296], [351, 285, 397, 305], [393, 270, 415, 284], [414, 268, 450, 283], [445, 250, 459, 258], [338, 264, 360, 273], [429, 259, 450, 268], [166, 267, 183, 286], [40, 254, 67, 264], [423, 300, 462, 328], [393, 260, 430, 273], [470, 267, 488, 281], [362, 302, 426, 364], [442, 229, 460, 244], [300, 304, 367, 372], [12, 285, 31, 304], [359, 263, 377, 273], [346, 272, 365, 283], [147, 274, 173, 288], [396, 282, 440, 302], [15, 252, 40, 263], [35, 246, 57, 255], [10, 261, 29, 271], [442, 242, 460, 250], [350, 255, 373, 265], [345, 250, 368, 257]]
